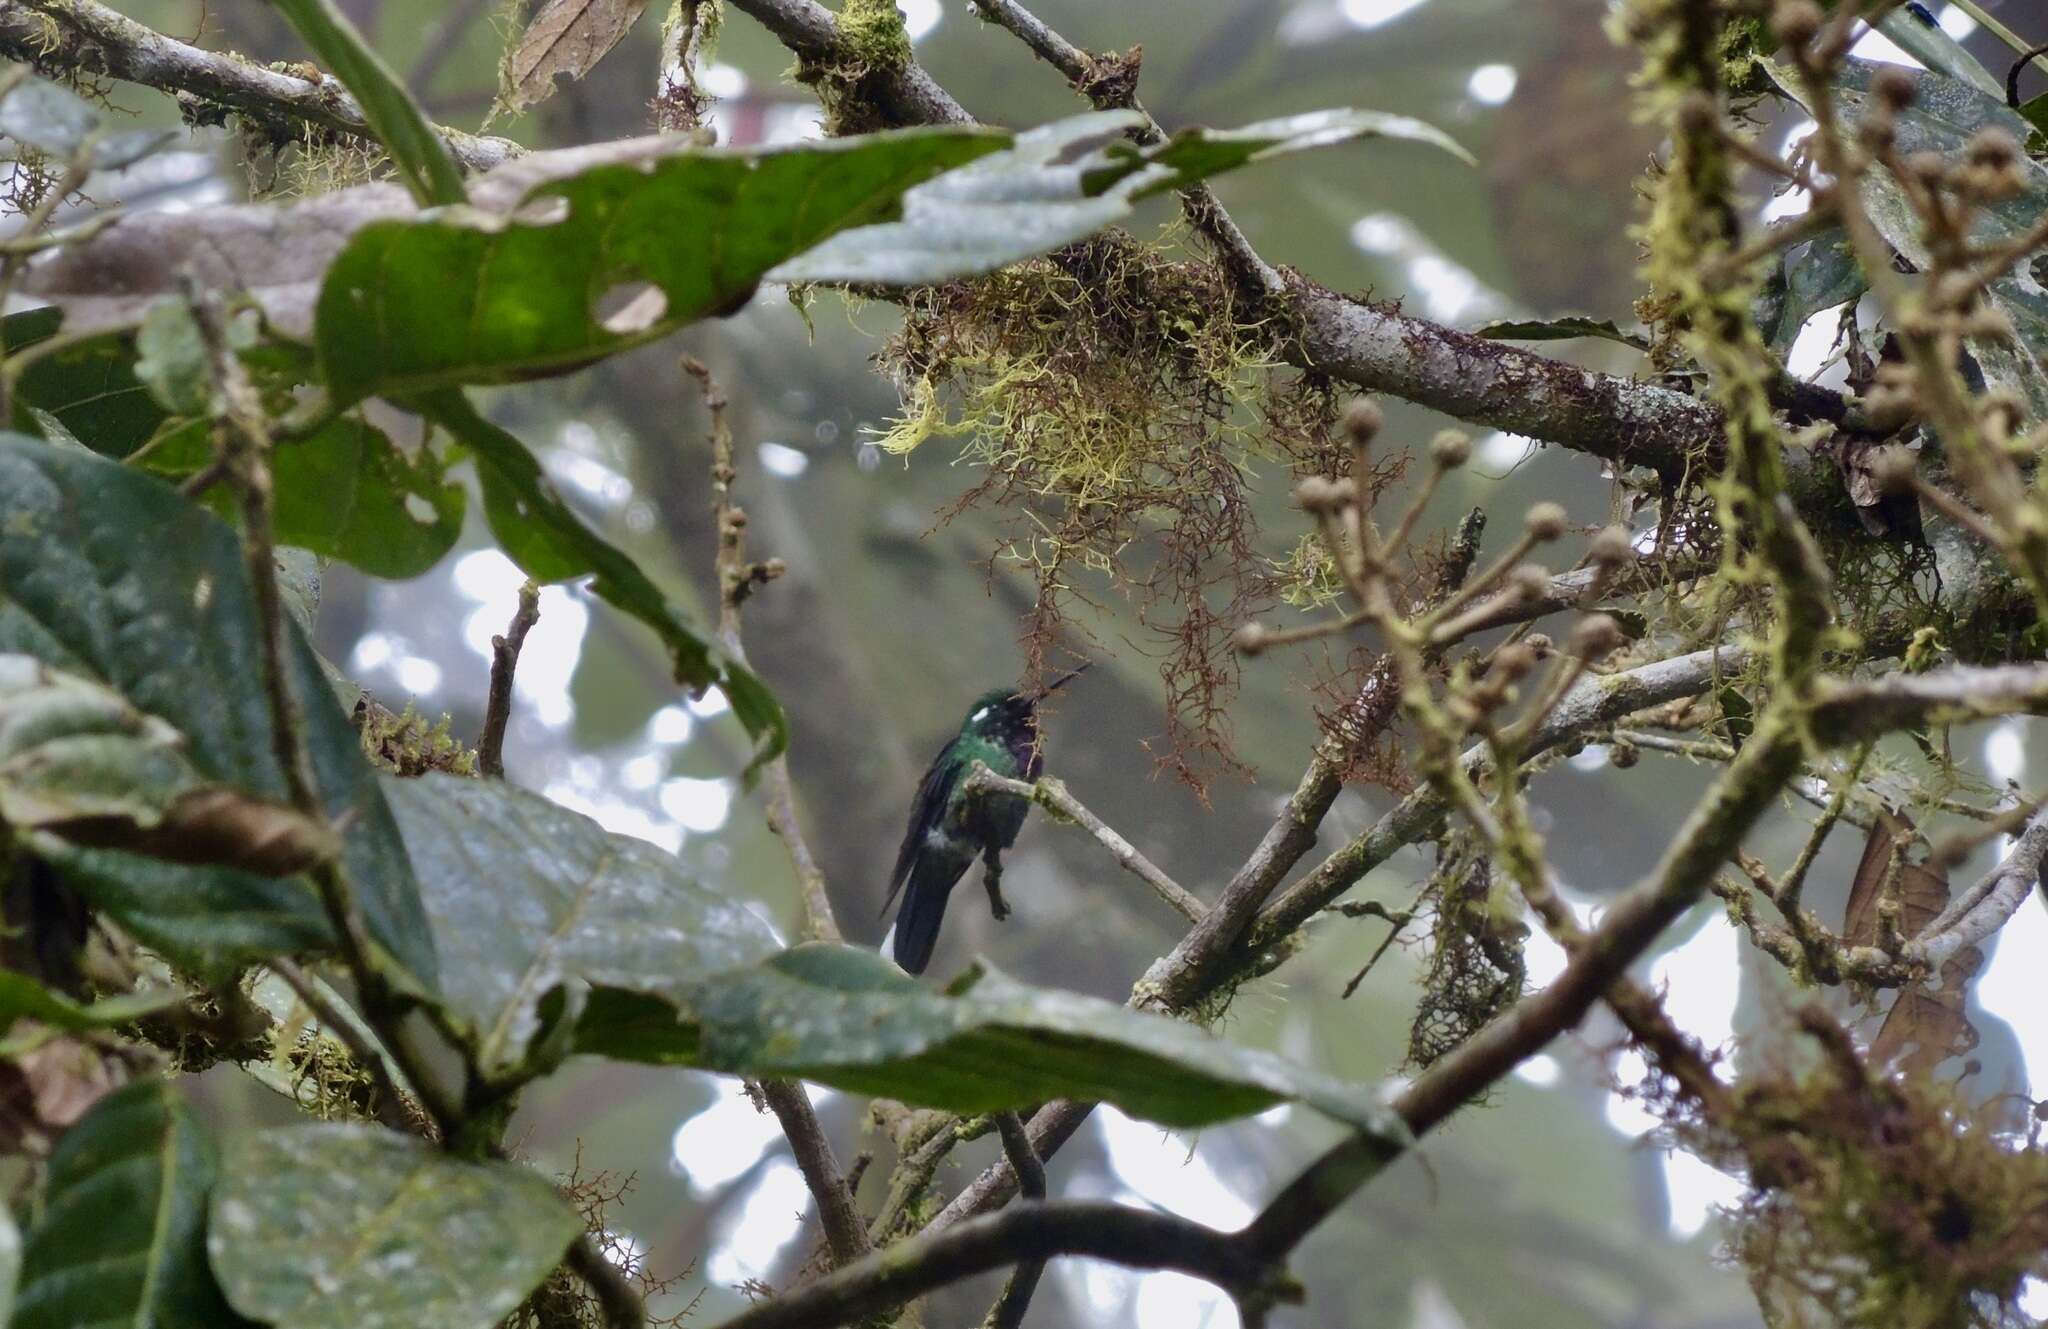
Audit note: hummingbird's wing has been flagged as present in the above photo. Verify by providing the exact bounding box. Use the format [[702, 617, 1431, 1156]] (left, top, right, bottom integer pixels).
[[880, 744, 965, 921]]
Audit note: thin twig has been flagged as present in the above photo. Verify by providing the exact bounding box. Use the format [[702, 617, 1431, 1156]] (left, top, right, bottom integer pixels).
[[478, 581, 540, 779], [959, 764, 1205, 923]]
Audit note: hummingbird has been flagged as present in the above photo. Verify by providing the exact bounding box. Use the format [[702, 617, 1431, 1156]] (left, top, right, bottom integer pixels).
[[879, 665, 1090, 974]]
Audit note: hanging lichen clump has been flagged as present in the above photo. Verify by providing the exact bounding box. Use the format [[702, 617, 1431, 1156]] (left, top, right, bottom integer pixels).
[[876, 230, 1343, 787]]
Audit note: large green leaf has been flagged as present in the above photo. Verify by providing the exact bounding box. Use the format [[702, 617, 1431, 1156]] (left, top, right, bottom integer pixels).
[[772, 107, 1471, 286], [2, 308, 168, 458], [579, 943, 1412, 1138], [1473, 315, 1650, 350], [0, 652, 340, 877], [269, 0, 468, 207], [387, 772, 781, 1073], [417, 390, 785, 767], [13, 1080, 246, 1329], [208, 1125, 581, 1329], [314, 127, 1006, 403], [1783, 59, 2048, 423], [0, 437, 437, 984]]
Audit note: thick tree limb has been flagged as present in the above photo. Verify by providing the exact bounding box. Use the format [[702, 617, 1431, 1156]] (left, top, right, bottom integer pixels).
[[1909, 804, 2048, 967], [0, 0, 520, 172], [759, 1079, 873, 1269]]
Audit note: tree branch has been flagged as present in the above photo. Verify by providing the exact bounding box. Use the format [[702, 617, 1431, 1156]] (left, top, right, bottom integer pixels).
[[477, 581, 539, 779], [959, 763, 1205, 923], [725, 0, 1728, 483], [0, 0, 519, 172], [708, 1201, 1269, 1329], [759, 1078, 874, 1269], [985, 1111, 1048, 1329]]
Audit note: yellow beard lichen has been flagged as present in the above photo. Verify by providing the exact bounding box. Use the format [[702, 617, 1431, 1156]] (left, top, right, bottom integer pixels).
[[876, 230, 1343, 788]]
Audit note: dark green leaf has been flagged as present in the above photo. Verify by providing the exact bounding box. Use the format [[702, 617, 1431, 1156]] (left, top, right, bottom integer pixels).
[[1782, 59, 2048, 422], [315, 128, 1004, 402], [14, 1080, 246, 1329], [1472, 316, 1649, 350], [0, 971, 177, 1047], [0, 652, 342, 877], [130, 415, 463, 580], [269, 0, 468, 207], [0, 437, 437, 984], [417, 390, 786, 768], [1752, 224, 1864, 356], [582, 942, 1413, 1139], [2021, 92, 2048, 138], [387, 772, 781, 1073], [2, 308, 168, 458], [1717, 685, 1754, 750], [208, 1125, 582, 1329], [776, 107, 1469, 287]]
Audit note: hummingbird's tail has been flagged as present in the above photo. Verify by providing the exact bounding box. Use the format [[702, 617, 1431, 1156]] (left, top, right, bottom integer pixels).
[[888, 846, 969, 975]]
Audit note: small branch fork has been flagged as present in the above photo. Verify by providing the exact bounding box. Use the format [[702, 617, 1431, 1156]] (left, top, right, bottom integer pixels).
[[958, 763, 1205, 924]]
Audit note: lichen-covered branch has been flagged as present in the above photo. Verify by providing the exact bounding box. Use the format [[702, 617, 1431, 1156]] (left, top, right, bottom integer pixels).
[[0, 0, 519, 171]]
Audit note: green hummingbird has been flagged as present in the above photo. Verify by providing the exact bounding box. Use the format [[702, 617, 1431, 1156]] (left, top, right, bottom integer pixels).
[[880, 665, 1089, 974]]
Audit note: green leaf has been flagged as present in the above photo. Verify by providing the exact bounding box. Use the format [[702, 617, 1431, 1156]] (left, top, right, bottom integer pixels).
[[0, 970, 178, 1047], [1118, 107, 1475, 191], [2022, 92, 2048, 138], [315, 127, 1005, 402], [774, 107, 1470, 287], [2, 308, 169, 458], [14, 1080, 247, 1329], [1472, 316, 1650, 350], [387, 772, 781, 1073], [1717, 685, 1754, 750], [208, 1125, 582, 1329], [0, 652, 342, 877], [1751, 224, 1864, 356], [132, 298, 215, 417], [582, 942, 1413, 1139], [268, 0, 468, 208], [0, 436, 438, 984], [0, 72, 173, 170], [131, 415, 464, 581], [417, 390, 786, 768], [1875, 7, 2003, 99], [1783, 59, 2048, 423]]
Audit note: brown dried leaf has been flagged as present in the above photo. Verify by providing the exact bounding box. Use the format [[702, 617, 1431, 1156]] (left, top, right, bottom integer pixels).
[[1869, 945, 1984, 1078], [1847, 810, 1983, 1077], [0, 1036, 125, 1157], [501, 0, 652, 113], [1843, 808, 1945, 946], [42, 787, 342, 878]]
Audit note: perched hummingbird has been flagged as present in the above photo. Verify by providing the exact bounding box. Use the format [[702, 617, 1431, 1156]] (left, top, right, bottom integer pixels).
[[879, 665, 1089, 974]]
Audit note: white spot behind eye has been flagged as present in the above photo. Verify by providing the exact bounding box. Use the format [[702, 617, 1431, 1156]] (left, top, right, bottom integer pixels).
[[970, 706, 991, 722]]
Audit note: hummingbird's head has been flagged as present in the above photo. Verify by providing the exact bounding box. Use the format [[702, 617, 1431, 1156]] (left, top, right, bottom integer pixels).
[[959, 664, 1089, 742]]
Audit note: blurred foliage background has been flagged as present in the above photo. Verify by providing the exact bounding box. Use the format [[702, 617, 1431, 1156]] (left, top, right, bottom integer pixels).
[[83, 0, 2048, 1325]]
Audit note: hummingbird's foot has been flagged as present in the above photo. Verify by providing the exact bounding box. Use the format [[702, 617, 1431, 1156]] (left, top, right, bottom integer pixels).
[[982, 863, 1011, 921]]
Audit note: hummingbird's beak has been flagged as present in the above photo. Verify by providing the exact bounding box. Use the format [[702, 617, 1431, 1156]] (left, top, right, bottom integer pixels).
[[1040, 662, 1092, 696]]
